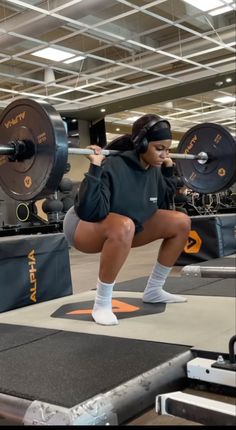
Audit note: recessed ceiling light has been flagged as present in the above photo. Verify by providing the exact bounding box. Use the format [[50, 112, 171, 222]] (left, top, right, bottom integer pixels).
[[209, 5, 233, 15], [183, 0, 233, 14], [226, 78, 232, 83], [215, 81, 224, 87], [32, 47, 75, 62], [214, 96, 235, 103], [183, 0, 222, 12]]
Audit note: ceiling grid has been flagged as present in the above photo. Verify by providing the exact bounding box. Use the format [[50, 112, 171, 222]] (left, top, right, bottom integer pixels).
[[0, 0, 235, 141]]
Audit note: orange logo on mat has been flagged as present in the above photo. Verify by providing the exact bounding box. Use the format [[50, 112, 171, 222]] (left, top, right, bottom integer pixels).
[[184, 230, 202, 254], [66, 299, 140, 315]]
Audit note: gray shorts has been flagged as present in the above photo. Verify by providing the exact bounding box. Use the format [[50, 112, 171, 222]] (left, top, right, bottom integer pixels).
[[63, 206, 80, 247]]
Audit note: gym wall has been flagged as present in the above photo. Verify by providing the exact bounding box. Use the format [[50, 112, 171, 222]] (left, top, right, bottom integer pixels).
[[67, 154, 90, 183], [65, 117, 101, 182]]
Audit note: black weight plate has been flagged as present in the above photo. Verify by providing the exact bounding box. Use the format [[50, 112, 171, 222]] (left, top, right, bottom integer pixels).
[[0, 98, 68, 201], [176, 123, 236, 194]]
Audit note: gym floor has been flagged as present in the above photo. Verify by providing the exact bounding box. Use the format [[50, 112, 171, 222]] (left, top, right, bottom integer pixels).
[[69, 242, 235, 425], [0, 240, 235, 426]]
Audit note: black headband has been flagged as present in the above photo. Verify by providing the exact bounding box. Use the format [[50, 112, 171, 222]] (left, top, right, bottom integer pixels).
[[146, 127, 172, 142]]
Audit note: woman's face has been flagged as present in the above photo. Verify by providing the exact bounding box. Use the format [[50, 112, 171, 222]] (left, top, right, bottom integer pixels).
[[139, 139, 172, 168]]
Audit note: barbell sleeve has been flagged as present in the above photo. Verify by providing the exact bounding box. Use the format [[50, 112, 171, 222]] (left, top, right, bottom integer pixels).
[[171, 151, 208, 161], [0, 144, 15, 155]]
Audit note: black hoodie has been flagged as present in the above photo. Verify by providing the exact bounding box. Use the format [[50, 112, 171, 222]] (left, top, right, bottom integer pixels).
[[74, 150, 177, 233]]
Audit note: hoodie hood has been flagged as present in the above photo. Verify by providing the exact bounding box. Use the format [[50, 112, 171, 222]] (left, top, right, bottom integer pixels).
[[113, 149, 147, 171]]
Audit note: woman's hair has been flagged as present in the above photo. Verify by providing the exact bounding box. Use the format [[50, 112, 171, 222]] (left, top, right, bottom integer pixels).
[[105, 134, 134, 152], [132, 114, 171, 138], [106, 113, 171, 153]]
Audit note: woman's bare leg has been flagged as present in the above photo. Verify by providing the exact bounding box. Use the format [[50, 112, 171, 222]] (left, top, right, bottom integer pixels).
[[74, 212, 135, 283], [132, 209, 191, 265], [132, 209, 191, 303], [73, 209, 190, 322], [74, 209, 190, 280], [73, 213, 135, 325]]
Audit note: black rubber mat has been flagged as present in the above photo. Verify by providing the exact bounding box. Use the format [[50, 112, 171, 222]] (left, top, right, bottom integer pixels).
[[113, 276, 235, 297], [0, 323, 59, 351], [0, 324, 190, 408]]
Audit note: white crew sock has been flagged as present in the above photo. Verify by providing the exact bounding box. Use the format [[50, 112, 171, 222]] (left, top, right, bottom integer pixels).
[[92, 278, 118, 325], [143, 261, 187, 303]]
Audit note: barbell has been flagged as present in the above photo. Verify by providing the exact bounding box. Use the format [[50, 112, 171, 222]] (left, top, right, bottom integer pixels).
[[0, 98, 235, 201]]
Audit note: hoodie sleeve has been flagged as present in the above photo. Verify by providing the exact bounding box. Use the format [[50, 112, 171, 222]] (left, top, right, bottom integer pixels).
[[74, 163, 111, 221], [158, 165, 178, 209]]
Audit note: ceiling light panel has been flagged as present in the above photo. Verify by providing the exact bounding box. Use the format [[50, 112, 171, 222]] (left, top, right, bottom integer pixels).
[[214, 95, 236, 103], [209, 6, 234, 15], [31, 47, 75, 62], [183, 0, 224, 11]]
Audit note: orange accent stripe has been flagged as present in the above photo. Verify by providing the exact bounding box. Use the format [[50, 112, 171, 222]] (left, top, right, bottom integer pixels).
[[66, 299, 140, 315]]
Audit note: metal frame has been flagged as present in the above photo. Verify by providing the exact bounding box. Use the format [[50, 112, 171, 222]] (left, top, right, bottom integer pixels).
[[187, 357, 235, 387], [156, 390, 236, 425], [0, 350, 192, 425], [181, 265, 236, 278]]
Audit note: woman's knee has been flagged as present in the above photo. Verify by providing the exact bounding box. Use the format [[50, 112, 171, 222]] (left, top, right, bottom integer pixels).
[[174, 211, 191, 235], [105, 213, 135, 243]]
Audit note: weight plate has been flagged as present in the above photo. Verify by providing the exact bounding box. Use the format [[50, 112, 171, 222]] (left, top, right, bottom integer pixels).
[[175, 123, 236, 193], [0, 98, 68, 201]]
